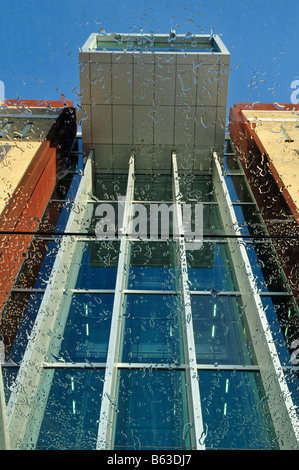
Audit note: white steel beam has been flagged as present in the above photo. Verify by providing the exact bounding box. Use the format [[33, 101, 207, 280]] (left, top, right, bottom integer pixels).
[[6, 151, 94, 449], [171, 151, 206, 450], [0, 363, 10, 450], [96, 153, 135, 450], [212, 150, 299, 450]]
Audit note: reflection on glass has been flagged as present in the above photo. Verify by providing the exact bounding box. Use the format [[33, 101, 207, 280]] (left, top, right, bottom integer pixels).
[[222, 155, 242, 173], [134, 174, 173, 201], [114, 369, 191, 450], [261, 296, 299, 365], [128, 241, 178, 290], [54, 294, 114, 362], [94, 174, 128, 200], [225, 175, 252, 202], [191, 295, 256, 365], [179, 174, 216, 202], [3, 293, 44, 363], [2, 367, 18, 404], [198, 370, 278, 449], [36, 369, 105, 450], [246, 243, 286, 292], [233, 205, 265, 236], [187, 242, 238, 291], [74, 241, 119, 289], [15, 238, 61, 290], [202, 204, 224, 234], [121, 295, 183, 363]]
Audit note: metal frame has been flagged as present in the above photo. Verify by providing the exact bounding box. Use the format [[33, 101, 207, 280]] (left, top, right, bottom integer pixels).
[[96, 153, 135, 450], [3, 143, 299, 450], [171, 151, 206, 450], [212, 150, 299, 449], [5, 151, 94, 450]]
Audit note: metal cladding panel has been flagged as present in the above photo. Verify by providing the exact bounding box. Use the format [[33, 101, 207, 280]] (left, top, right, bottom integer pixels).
[[79, 33, 230, 173]]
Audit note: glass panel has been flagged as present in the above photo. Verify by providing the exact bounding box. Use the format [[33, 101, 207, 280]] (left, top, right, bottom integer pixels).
[[52, 294, 114, 362], [15, 238, 61, 290], [179, 174, 216, 202], [74, 240, 119, 289], [202, 204, 224, 235], [89, 201, 120, 237], [121, 294, 184, 364], [40, 198, 81, 233], [35, 368, 105, 450], [246, 242, 287, 292], [198, 370, 278, 450], [128, 241, 178, 290], [1, 293, 43, 363], [51, 172, 82, 201], [224, 140, 234, 154], [261, 295, 299, 365], [129, 202, 176, 238], [191, 295, 256, 365], [1, 367, 18, 404], [114, 369, 191, 450], [94, 174, 128, 201], [187, 242, 238, 292], [134, 174, 173, 201], [222, 155, 242, 173], [225, 175, 253, 202], [233, 204, 266, 236]]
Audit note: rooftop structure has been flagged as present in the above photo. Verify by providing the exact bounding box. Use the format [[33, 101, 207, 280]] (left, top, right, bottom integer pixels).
[[79, 32, 230, 173]]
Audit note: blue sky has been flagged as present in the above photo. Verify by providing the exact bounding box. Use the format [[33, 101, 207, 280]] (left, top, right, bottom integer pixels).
[[0, 0, 298, 116]]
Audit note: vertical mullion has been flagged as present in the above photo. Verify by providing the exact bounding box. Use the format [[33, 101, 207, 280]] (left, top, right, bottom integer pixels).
[[171, 151, 206, 450], [0, 364, 10, 449], [212, 150, 299, 448], [96, 154, 135, 450], [6, 152, 93, 450]]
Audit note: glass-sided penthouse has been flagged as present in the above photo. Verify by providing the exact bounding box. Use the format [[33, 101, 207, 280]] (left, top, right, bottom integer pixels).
[[1, 33, 299, 450]]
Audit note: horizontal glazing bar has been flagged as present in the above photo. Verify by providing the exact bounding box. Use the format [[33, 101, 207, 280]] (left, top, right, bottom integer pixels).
[[10, 288, 292, 296], [231, 201, 256, 205], [4, 362, 299, 373], [1, 232, 297, 240]]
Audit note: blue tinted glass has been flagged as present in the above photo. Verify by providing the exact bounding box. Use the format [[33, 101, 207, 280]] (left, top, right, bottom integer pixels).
[[187, 242, 238, 292], [1, 367, 18, 404], [121, 294, 183, 364], [198, 370, 278, 449], [36, 368, 105, 450], [128, 241, 178, 291], [15, 238, 61, 290], [232, 204, 265, 236], [261, 296, 297, 365], [75, 241, 119, 289], [52, 294, 113, 362], [191, 295, 256, 365], [5, 293, 43, 363], [114, 369, 191, 450]]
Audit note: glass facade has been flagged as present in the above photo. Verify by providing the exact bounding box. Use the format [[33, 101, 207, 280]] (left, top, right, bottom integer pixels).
[[0, 33, 298, 452], [1, 135, 298, 451]]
